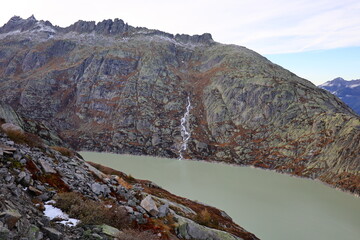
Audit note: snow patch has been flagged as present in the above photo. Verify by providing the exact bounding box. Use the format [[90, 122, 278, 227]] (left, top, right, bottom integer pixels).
[[319, 82, 333, 87], [348, 84, 360, 88], [34, 22, 56, 33], [0, 30, 21, 39], [44, 201, 79, 227]]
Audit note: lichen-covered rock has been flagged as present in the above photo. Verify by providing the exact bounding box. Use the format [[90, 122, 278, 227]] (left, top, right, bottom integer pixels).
[[28, 224, 43, 240], [99, 224, 121, 237], [176, 215, 244, 240]]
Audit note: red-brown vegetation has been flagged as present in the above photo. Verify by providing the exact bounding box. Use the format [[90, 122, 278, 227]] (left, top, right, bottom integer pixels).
[[55, 192, 130, 229], [51, 146, 74, 157], [5, 129, 43, 148]]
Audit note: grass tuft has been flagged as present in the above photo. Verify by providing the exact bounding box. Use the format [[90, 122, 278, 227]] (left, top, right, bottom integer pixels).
[[4, 129, 43, 147], [55, 192, 130, 229], [195, 209, 219, 228], [50, 146, 74, 157], [116, 229, 161, 240]]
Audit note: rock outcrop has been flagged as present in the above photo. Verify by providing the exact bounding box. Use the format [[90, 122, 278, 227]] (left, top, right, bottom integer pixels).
[[0, 16, 359, 194], [0, 118, 258, 239], [0, 101, 66, 147]]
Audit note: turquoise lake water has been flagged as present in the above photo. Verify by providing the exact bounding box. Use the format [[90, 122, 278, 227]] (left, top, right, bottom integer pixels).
[[80, 152, 360, 240]]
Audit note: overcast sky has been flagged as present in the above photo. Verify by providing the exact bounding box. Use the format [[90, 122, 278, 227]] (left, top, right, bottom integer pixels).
[[1, 0, 359, 84]]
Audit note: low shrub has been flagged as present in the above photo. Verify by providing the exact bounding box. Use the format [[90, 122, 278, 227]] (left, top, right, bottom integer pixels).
[[0, 118, 5, 132], [5, 129, 43, 147], [51, 146, 74, 157], [195, 209, 218, 228], [116, 229, 160, 240], [196, 209, 211, 225], [55, 192, 130, 229], [54, 192, 83, 212]]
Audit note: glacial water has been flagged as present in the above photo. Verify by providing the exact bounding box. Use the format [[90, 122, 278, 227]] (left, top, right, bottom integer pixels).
[[80, 152, 360, 240]]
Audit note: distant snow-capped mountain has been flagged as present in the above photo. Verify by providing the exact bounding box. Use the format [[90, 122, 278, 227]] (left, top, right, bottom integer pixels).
[[319, 77, 360, 115]]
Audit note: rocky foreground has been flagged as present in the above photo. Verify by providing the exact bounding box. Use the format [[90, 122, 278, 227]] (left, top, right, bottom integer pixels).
[[0, 116, 258, 239], [0, 16, 359, 194]]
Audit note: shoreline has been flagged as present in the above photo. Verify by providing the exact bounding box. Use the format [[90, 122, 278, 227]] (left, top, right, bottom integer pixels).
[[78, 150, 360, 199]]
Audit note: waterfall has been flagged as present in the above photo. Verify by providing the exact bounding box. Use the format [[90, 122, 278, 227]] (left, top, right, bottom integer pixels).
[[179, 96, 192, 160]]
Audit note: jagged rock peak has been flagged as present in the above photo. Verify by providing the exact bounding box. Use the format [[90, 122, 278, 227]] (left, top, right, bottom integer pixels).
[[63, 18, 213, 43], [319, 77, 360, 87], [0, 15, 55, 34], [63, 18, 131, 35], [27, 14, 37, 21], [329, 77, 346, 84], [0, 15, 35, 33], [175, 33, 213, 44], [0, 16, 214, 44]]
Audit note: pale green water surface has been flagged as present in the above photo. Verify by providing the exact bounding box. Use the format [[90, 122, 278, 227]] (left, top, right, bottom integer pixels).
[[80, 151, 360, 240]]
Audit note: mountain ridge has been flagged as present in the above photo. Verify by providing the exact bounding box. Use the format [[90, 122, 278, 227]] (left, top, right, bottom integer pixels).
[[319, 77, 360, 115], [0, 15, 214, 45], [0, 16, 359, 195]]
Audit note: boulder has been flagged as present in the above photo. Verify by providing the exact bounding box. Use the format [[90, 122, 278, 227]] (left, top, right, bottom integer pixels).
[[17, 171, 26, 183], [38, 159, 56, 174], [0, 209, 22, 229], [43, 227, 62, 240], [28, 186, 43, 196], [176, 215, 243, 240], [0, 226, 10, 239], [99, 224, 121, 237], [27, 224, 43, 240], [158, 203, 170, 218], [0, 145, 16, 156], [140, 195, 159, 217], [91, 182, 110, 196]]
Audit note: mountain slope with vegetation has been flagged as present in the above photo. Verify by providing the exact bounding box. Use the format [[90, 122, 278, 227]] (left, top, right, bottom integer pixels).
[[0, 16, 359, 194]]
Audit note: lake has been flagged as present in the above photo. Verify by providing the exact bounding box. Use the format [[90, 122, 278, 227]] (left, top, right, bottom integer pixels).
[[80, 151, 360, 240]]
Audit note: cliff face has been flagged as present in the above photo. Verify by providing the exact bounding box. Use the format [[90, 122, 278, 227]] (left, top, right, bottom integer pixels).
[[0, 16, 359, 194]]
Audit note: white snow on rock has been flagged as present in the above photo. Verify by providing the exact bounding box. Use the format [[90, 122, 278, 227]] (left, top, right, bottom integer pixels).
[[348, 83, 360, 88], [319, 82, 333, 87], [44, 201, 79, 227], [34, 22, 56, 33]]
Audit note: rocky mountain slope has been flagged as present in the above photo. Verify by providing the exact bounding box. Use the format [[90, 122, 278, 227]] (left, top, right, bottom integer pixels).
[[319, 77, 360, 115], [0, 16, 359, 194], [0, 103, 258, 240]]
